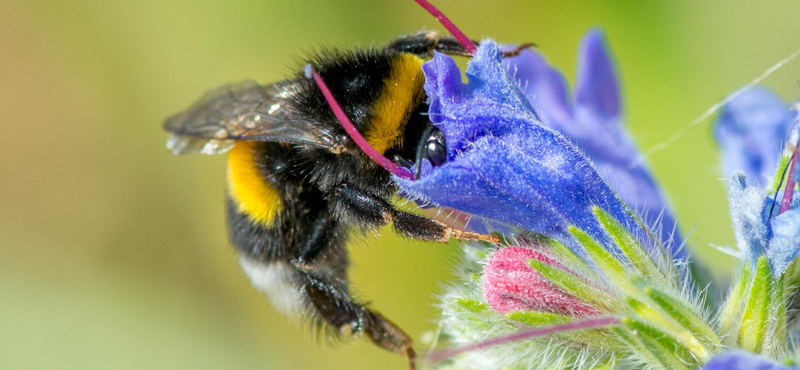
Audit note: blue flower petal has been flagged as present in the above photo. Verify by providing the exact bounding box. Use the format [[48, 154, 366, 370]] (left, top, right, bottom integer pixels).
[[714, 87, 793, 187], [399, 41, 646, 253], [700, 351, 798, 370], [767, 197, 800, 275], [501, 29, 681, 247], [500, 45, 572, 125], [575, 29, 620, 120], [728, 173, 771, 265]]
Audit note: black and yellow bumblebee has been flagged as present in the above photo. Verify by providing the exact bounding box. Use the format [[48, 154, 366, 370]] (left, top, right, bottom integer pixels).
[[164, 31, 523, 367]]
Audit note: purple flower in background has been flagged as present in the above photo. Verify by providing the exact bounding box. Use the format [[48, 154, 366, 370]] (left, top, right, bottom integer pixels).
[[700, 351, 798, 370], [714, 87, 795, 187], [501, 29, 680, 246]]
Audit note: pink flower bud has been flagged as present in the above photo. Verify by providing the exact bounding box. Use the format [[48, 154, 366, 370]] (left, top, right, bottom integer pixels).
[[483, 246, 597, 316]]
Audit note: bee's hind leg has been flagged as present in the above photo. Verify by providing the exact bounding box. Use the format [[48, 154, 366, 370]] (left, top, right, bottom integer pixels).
[[295, 268, 417, 369]]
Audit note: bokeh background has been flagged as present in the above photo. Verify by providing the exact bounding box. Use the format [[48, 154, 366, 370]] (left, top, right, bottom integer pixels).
[[3, 0, 800, 369]]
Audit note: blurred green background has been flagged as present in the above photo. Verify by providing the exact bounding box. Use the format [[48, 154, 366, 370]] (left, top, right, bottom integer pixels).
[[2, 0, 800, 369]]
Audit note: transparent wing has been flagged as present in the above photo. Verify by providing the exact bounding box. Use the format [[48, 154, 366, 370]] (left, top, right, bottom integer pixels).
[[163, 80, 338, 155]]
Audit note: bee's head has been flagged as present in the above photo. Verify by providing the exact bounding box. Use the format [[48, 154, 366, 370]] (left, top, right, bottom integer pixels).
[[301, 0, 476, 182]]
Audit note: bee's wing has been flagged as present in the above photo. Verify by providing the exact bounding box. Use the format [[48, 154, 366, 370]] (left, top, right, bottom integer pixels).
[[163, 80, 338, 155]]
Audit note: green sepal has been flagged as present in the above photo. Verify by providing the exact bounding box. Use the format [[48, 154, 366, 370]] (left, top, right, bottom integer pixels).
[[593, 207, 667, 286], [775, 275, 787, 347], [625, 297, 711, 363], [455, 298, 489, 314], [770, 154, 792, 194], [507, 312, 621, 352], [568, 227, 629, 292], [550, 239, 592, 275], [738, 256, 772, 353], [719, 263, 750, 341], [631, 276, 720, 347], [611, 326, 665, 368], [622, 317, 695, 369], [528, 259, 613, 311], [505, 311, 570, 326]]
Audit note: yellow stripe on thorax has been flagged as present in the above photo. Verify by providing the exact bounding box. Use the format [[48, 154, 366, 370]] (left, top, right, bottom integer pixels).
[[365, 54, 425, 154], [227, 141, 283, 226]]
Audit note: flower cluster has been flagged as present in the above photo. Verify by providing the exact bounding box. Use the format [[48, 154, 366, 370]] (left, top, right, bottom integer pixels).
[[396, 30, 800, 369]]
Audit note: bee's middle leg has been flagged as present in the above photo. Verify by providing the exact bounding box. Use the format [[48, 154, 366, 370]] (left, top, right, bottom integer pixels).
[[332, 185, 499, 244]]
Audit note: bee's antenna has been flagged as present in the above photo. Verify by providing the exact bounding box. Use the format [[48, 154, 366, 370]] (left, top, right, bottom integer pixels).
[[305, 64, 415, 180], [413, 0, 477, 55]]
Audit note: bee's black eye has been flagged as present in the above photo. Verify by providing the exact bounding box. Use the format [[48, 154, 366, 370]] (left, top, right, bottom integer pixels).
[[425, 133, 447, 166], [413, 126, 447, 180]]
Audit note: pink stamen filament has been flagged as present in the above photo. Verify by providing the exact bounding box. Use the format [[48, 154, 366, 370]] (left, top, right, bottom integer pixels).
[[425, 316, 620, 363], [413, 0, 478, 55], [779, 139, 800, 214], [306, 64, 414, 180]]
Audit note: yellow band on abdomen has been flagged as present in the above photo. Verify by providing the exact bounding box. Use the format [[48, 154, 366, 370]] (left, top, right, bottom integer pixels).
[[227, 141, 283, 226]]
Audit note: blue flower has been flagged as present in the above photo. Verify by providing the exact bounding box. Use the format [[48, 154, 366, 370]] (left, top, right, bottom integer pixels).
[[396, 20, 800, 368], [397, 39, 647, 254], [714, 91, 800, 276], [714, 88, 794, 187], [501, 29, 680, 246], [700, 351, 798, 370]]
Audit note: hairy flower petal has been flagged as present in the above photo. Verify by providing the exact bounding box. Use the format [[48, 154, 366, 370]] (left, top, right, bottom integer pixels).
[[767, 199, 800, 274], [502, 30, 680, 247], [728, 173, 772, 263], [398, 41, 644, 252], [575, 29, 620, 120]]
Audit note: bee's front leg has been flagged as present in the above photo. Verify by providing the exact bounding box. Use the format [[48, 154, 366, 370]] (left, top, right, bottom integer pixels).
[[386, 31, 534, 59]]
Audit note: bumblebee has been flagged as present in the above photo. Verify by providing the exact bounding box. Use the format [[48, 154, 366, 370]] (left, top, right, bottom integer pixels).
[[163, 31, 520, 367]]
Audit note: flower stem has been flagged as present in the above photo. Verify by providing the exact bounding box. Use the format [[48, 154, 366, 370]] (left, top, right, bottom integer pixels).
[[425, 316, 620, 363]]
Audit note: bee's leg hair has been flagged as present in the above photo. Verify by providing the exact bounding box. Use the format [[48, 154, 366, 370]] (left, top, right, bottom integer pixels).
[[387, 31, 535, 59], [295, 268, 417, 369], [332, 185, 499, 244], [386, 31, 476, 57]]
